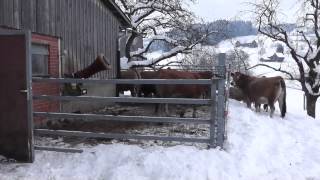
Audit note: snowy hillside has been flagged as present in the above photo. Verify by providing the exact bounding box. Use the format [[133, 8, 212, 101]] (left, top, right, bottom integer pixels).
[[1, 89, 320, 179], [218, 35, 299, 78]]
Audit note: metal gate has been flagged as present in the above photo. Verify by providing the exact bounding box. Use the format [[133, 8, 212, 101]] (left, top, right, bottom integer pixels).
[[32, 54, 228, 154], [0, 31, 34, 162], [0, 33, 227, 162]]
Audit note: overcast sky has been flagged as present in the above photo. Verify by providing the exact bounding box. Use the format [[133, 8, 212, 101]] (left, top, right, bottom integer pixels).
[[189, 0, 299, 23]]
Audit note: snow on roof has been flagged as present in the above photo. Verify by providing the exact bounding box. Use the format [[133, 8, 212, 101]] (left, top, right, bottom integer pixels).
[[102, 0, 131, 27], [275, 52, 285, 58], [261, 51, 285, 59]]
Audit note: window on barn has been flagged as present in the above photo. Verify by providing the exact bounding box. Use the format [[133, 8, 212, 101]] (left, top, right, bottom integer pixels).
[[31, 43, 49, 77]]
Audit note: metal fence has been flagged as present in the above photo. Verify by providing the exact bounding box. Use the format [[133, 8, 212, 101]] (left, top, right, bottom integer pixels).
[[32, 55, 228, 153]]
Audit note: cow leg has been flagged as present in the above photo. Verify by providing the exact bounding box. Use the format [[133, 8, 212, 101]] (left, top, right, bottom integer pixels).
[[258, 104, 261, 112], [134, 85, 141, 97], [263, 104, 269, 112], [246, 101, 252, 109], [165, 104, 170, 116], [132, 87, 136, 97], [154, 103, 159, 114], [269, 103, 275, 118], [192, 105, 197, 118], [246, 98, 251, 108], [255, 103, 261, 112], [129, 86, 135, 97], [176, 105, 185, 118], [132, 86, 139, 97], [156, 104, 164, 117], [155, 103, 169, 117]]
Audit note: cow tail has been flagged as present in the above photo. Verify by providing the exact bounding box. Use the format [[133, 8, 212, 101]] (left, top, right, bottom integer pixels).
[[279, 78, 287, 118]]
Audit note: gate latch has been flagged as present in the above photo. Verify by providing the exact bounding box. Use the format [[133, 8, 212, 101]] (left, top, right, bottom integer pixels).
[[20, 89, 28, 93], [19, 89, 30, 100]]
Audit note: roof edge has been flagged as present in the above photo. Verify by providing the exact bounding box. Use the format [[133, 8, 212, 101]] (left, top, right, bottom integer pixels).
[[101, 0, 132, 28]]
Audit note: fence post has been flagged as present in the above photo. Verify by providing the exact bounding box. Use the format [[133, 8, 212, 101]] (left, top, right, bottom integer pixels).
[[209, 80, 217, 148], [216, 53, 226, 148]]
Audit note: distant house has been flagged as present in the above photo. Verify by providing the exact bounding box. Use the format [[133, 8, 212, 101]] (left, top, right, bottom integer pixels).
[[235, 40, 258, 48], [260, 53, 285, 62]]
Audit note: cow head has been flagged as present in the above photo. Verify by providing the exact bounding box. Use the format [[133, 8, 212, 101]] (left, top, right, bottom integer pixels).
[[230, 72, 249, 89], [98, 54, 111, 70]]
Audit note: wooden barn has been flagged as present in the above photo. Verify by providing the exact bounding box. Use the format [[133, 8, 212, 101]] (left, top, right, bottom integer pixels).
[[0, 0, 132, 124]]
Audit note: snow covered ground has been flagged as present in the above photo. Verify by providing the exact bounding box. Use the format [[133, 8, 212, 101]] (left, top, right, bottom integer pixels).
[[1, 87, 320, 180]]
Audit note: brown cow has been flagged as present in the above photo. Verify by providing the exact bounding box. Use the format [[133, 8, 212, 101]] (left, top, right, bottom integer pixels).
[[229, 86, 247, 102], [138, 71, 159, 97], [118, 69, 141, 97], [230, 75, 270, 110], [155, 69, 212, 117], [63, 54, 111, 96], [231, 72, 286, 118], [229, 86, 269, 112]]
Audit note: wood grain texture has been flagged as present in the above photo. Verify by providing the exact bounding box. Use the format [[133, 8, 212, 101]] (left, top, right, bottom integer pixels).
[[0, 0, 122, 78]]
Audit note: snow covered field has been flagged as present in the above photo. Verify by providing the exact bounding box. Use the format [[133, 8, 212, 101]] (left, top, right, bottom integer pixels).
[[1, 87, 320, 180]]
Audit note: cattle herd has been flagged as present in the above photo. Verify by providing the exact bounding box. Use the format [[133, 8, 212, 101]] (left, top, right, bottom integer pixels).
[[63, 56, 287, 118], [118, 69, 213, 118], [117, 69, 287, 118]]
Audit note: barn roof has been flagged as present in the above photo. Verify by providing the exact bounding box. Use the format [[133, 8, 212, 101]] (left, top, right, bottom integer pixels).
[[101, 0, 131, 28]]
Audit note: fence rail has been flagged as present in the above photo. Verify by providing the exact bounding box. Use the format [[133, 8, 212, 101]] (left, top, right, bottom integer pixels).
[[34, 95, 211, 105], [34, 129, 211, 144], [34, 112, 211, 124], [33, 78, 216, 85]]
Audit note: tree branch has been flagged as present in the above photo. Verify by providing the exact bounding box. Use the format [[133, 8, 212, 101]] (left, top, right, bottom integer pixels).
[[247, 63, 297, 80], [156, 61, 183, 69]]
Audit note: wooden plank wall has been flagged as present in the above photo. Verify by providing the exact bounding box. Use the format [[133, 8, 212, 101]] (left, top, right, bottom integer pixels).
[[0, 0, 120, 79]]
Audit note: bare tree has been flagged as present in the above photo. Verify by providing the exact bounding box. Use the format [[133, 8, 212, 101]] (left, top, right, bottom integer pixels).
[[116, 0, 214, 68], [252, 0, 320, 118], [226, 49, 250, 73], [178, 45, 217, 70]]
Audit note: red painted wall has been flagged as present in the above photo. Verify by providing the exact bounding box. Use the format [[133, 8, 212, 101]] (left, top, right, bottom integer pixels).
[[32, 34, 60, 126]]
